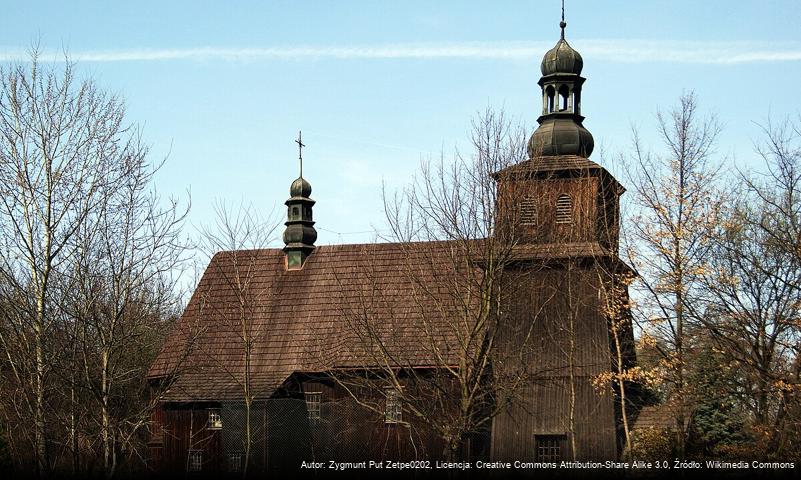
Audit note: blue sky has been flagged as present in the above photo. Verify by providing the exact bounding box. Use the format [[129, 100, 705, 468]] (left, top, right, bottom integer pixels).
[[3, 1, 801, 247]]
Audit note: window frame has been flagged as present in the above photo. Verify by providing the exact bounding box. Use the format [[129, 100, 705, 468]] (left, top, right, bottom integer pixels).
[[305, 391, 322, 422], [188, 449, 203, 472], [227, 451, 243, 473], [384, 388, 403, 424], [534, 434, 567, 462]]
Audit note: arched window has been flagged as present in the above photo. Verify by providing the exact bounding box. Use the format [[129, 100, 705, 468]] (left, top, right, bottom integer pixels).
[[556, 194, 573, 224], [546, 86, 556, 113], [520, 195, 537, 225], [558, 85, 570, 111]]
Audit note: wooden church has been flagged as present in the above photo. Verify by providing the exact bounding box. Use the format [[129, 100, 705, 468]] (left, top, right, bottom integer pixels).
[[147, 18, 638, 475]]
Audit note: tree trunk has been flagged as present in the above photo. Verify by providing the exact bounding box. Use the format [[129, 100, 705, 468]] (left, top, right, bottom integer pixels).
[[34, 328, 47, 478], [34, 292, 48, 478], [71, 382, 79, 476], [613, 323, 632, 458], [102, 349, 113, 479]]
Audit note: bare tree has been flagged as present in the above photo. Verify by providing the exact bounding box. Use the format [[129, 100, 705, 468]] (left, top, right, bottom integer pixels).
[[196, 200, 279, 476], [0, 52, 158, 476], [67, 151, 189, 478], [746, 117, 801, 277], [323, 108, 561, 460], [698, 116, 801, 456], [622, 91, 725, 457]]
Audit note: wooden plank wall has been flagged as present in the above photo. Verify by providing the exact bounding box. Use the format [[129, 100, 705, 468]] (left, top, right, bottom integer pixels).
[[491, 266, 619, 461]]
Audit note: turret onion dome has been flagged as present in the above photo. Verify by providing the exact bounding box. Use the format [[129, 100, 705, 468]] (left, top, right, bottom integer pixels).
[[290, 176, 312, 197], [540, 22, 583, 76]]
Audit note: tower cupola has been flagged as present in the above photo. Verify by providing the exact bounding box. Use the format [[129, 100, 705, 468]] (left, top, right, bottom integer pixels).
[[283, 131, 317, 269], [528, 19, 594, 158]]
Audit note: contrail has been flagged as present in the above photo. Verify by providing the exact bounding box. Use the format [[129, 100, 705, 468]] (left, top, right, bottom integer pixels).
[[0, 40, 799, 64]]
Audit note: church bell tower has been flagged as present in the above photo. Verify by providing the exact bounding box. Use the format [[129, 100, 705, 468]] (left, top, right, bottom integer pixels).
[[490, 5, 636, 462]]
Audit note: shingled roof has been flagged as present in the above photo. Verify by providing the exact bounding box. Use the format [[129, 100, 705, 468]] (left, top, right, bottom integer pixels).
[[493, 156, 626, 195], [148, 241, 485, 401], [149, 236, 632, 402]]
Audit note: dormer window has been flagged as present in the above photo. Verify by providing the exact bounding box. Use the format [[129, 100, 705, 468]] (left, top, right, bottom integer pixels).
[[556, 194, 573, 224], [520, 196, 537, 225]]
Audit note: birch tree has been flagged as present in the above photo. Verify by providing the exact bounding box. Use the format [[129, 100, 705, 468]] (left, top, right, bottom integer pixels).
[[0, 52, 189, 477], [0, 53, 145, 475], [196, 201, 279, 476], [68, 151, 189, 478]]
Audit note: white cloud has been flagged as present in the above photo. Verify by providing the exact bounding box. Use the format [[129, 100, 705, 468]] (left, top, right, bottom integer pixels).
[[0, 40, 800, 64]]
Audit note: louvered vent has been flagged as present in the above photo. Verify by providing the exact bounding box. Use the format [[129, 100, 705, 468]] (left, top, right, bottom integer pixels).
[[520, 196, 537, 225], [555, 194, 573, 224]]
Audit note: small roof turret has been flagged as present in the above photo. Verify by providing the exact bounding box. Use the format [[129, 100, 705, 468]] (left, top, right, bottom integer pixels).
[[283, 131, 317, 270]]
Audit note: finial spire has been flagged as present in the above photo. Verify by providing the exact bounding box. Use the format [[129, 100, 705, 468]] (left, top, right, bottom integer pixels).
[[295, 130, 305, 179], [560, 0, 566, 39]]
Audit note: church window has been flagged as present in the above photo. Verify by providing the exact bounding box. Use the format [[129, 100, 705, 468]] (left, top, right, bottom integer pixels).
[[207, 409, 222, 430], [305, 391, 322, 422], [188, 450, 203, 472], [227, 452, 243, 473], [535, 434, 566, 462], [520, 196, 537, 225], [150, 416, 163, 444], [556, 194, 573, 224], [385, 388, 402, 424]]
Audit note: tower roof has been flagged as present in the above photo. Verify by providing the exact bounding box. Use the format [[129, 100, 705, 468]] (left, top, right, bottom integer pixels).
[[540, 33, 583, 76], [528, 18, 593, 159], [290, 176, 312, 198]]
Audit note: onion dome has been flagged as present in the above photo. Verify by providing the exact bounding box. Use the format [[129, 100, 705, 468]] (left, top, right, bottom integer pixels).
[[290, 176, 312, 198], [540, 23, 583, 76]]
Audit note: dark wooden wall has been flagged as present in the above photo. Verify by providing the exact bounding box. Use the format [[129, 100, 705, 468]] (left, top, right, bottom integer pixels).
[[491, 264, 620, 461], [496, 169, 621, 251]]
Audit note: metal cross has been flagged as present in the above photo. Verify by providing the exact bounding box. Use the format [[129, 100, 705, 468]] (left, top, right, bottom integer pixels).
[[295, 130, 305, 178]]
